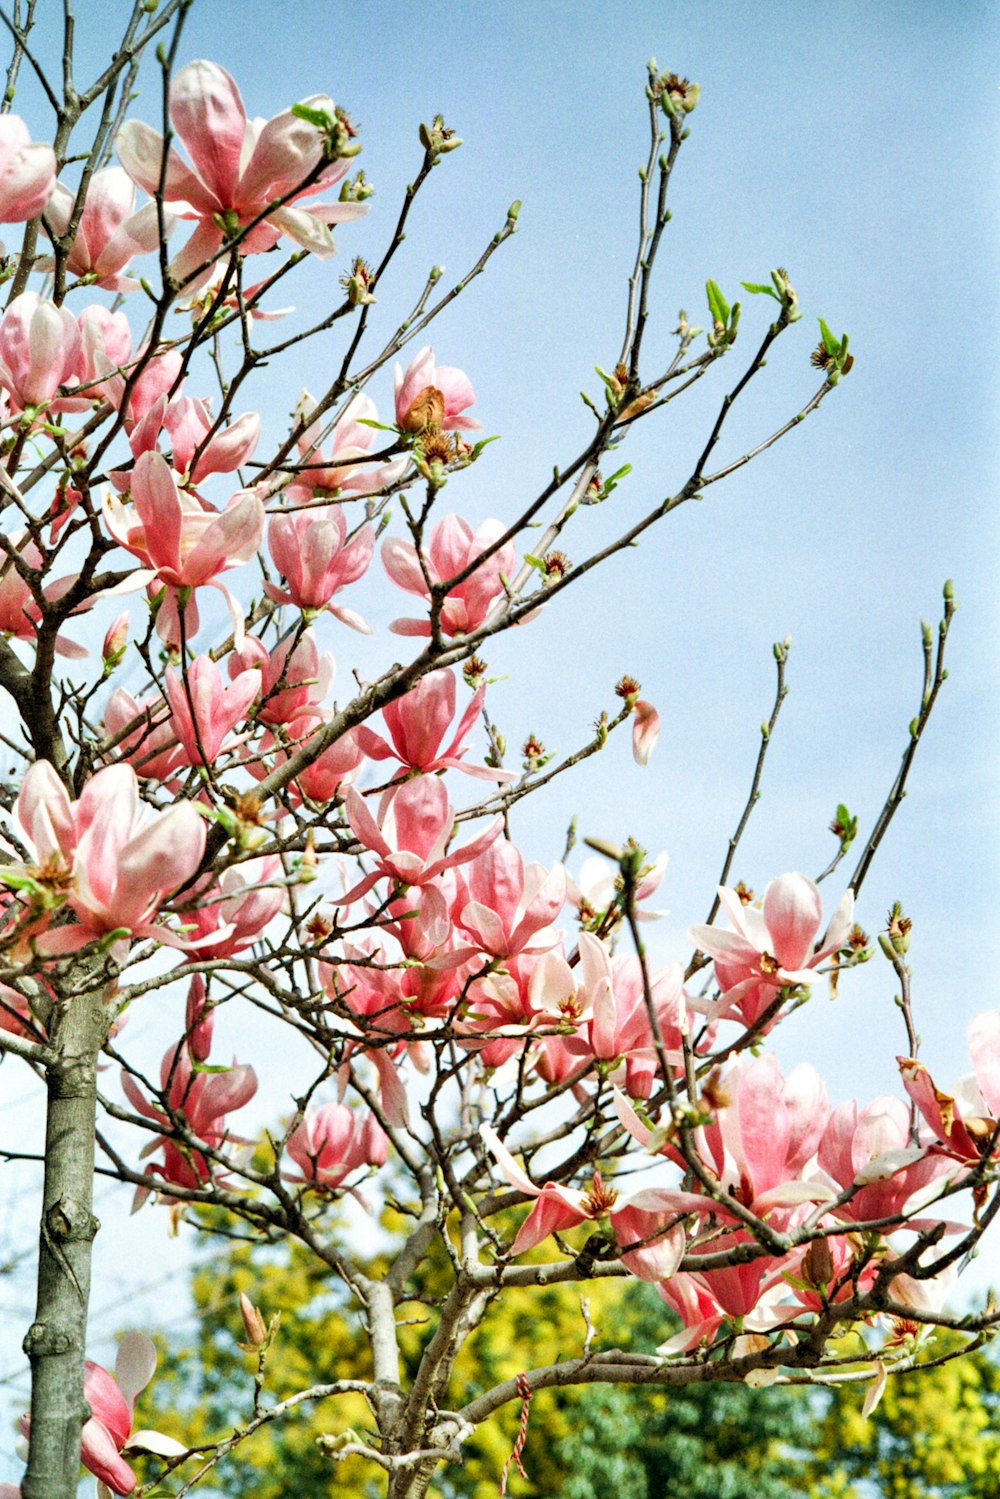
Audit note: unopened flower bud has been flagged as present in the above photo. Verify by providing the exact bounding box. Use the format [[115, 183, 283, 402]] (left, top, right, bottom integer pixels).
[[102, 612, 129, 672], [239, 1292, 268, 1348], [185, 974, 213, 1062], [802, 1236, 835, 1288]]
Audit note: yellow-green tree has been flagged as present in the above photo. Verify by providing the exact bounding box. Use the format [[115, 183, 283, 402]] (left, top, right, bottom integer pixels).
[[808, 1334, 1000, 1499], [139, 1211, 1000, 1499]]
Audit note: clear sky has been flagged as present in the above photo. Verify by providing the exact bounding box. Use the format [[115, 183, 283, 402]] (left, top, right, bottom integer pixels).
[[1, 0, 998, 1461]]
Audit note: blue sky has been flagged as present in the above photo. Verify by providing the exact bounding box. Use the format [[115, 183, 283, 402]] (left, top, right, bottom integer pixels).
[[1, 0, 998, 1456]]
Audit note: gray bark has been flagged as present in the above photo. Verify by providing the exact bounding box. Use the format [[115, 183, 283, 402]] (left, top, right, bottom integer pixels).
[[21, 983, 105, 1499]]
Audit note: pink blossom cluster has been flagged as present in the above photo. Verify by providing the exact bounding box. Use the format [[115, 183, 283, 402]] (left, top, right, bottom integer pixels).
[[1, 56, 991, 1495]]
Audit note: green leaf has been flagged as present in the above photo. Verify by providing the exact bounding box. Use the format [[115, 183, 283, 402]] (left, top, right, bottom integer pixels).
[[817, 317, 840, 356], [522, 554, 547, 574], [0, 868, 45, 895], [593, 365, 621, 393], [705, 279, 730, 326], [354, 417, 397, 432], [598, 462, 633, 500], [192, 1062, 234, 1075], [740, 281, 780, 301], [290, 102, 332, 129]]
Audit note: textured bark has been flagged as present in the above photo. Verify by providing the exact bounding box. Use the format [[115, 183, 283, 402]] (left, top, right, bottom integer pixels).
[[21, 984, 105, 1499]]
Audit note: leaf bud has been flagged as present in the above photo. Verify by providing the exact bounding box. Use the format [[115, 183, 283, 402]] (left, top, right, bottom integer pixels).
[[420, 115, 461, 155]]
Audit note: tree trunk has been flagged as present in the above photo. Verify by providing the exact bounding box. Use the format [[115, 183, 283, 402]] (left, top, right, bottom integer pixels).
[[21, 983, 105, 1499]]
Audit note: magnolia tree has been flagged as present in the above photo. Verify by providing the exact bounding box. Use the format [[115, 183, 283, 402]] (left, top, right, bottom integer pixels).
[[0, 5, 994, 1499]]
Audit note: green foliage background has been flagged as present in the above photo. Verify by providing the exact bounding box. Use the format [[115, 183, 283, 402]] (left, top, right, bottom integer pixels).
[[132, 1208, 1000, 1499]]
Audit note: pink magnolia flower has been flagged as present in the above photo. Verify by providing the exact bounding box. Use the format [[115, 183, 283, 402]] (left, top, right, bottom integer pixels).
[[566, 952, 692, 1098], [394, 345, 481, 432], [78, 304, 134, 405], [0, 529, 89, 658], [0, 292, 82, 412], [632, 699, 660, 765], [285, 1102, 387, 1189], [231, 629, 334, 728], [458, 958, 541, 1071], [123, 1037, 257, 1197], [454, 840, 565, 958], [164, 654, 260, 765], [116, 60, 368, 286], [123, 347, 184, 429], [161, 397, 260, 486], [265, 504, 375, 628], [0, 982, 35, 1039], [253, 715, 364, 805], [688, 1056, 831, 1218], [515, 934, 616, 1086], [689, 872, 854, 1028], [180, 264, 295, 323], [382, 513, 516, 637], [181, 855, 284, 959], [656, 1273, 731, 1353], [322, 937, 412, 1033], [0, 116, 55, 222], [899, 1009, 1000, 1164], [680, 1229, 797, 1325], [103, 450, 264, 645], [18, 1332, 182, 1496], [5, 759, 205, 953], [376, 874, 464, 962], [568, 851, 668, 925], [102, 687, 186, 783], [656, 1270, 806, 1355], [354, 668, 516, 782], [480, 1124, 699, 1281], [331, 918, 466, 1022], [617, 1055, 834, 1222], [286, 391, 408, 500], [42, 166, 167, 291], [338, 777, 503, 903], [817, 1095, 954, 1226]]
